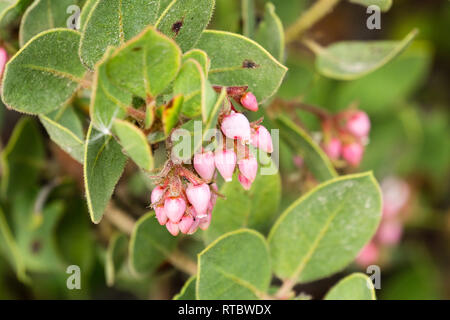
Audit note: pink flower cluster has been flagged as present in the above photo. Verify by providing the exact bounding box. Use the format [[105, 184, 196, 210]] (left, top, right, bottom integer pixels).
[[321, 110, 371, 167], [152, 90, 273, 236], [356, 177, 411, 267], [0, 47, 8, 82]]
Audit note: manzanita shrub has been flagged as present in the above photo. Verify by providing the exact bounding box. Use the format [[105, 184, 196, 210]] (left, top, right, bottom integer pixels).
[[0, 0, 430, 300]]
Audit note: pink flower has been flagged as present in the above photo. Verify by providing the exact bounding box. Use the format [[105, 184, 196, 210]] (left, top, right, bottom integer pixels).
[[166, 221, 180, 236], [322, 137, 342, 160], [346, 111, 371, 138], [186, 183, 211, 218], [193, 151, 216, 181], [187, 218, 201, 235], [209, 183, 218, 210], [251, 125, 273, 153], [151, 186, 165, 205], [155, 206, 168, 225], [214, 149, 236, 182], [221, 112, 251, 143], [164, 197, 186, 223], [381, 177, 411, 218], [199, 213, 212, 230], [240, 92, 258, 112], [376, 221, 403, 245], [355, 242, 379, 267], [238, 173, 252, 190], [179, 215, 195, 234], [0, 47, 7, 81], [342, 142, 364, 167], [238, 155, 258, 182]]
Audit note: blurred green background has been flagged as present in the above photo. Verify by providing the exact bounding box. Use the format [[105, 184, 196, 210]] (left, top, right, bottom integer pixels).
[[0, 0, 449, 299]]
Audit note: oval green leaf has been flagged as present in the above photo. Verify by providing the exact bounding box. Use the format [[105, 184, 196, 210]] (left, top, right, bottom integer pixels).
[[84, 125, 128, 223], [1, 29, 87, 114], [349, 0, 392, 12], [316, 29, 418, 80], [0, 0, 33, 27], [268, 172, 382, 283], [112, 119, 153, 171], [173, 276, 196, 300], [79, 0, 160, 69], [324, 273, 376, 300], [197, 229, 271, 300], [105, 233, 128, 287], [255, 2, 284, 62], [196, 30, 287, 104]]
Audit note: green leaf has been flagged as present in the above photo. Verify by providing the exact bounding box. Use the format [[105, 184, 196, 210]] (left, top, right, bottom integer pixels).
[[241, 0, 255, 38], [79, 0, 160, 69], [112, 119, 154, 171], [204, 166, 281, 244], [174, 58, 215, 119], [162, 95, 183, 135], [40, 106, 85, 163], [197, 229, 271, 300], [19, 0, 83, 46], [1, 29, 87, 115], [105, 233, 128, 287], [316, 29, 418, 80], [275, 114, 337, 182], [84, 125, 128, 223], [196, 30, 287, 104], [0, 0, 33, 27], [268, 172, 382, 283], [106, 26, 182, 99], [173, 276, 196, 300], [348, 0, 392, 12], [79, 0, 97, 31], [324, 273, 376, 300], [90, 47, 132, 132], [156, 0, 215, 52], [255, 2, 284, 62], [129, 212, 178, 276], [0, 207, 28, 283], [183, 49, 209, 75], [0, 117, 44, 198]]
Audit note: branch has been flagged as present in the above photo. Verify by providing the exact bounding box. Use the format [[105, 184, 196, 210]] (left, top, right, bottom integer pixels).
[[285, 0, 341, 44]]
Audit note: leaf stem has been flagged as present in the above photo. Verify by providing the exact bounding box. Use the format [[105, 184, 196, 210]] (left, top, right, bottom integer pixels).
[[285, 0, 341, 44], [104, 204, 198, 276]]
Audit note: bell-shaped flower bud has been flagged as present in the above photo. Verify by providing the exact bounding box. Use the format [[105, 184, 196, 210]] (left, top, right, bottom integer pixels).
[[164, 197, 186, 223], [345, 111, 371, 138], [166, 221, 180, 236], [355, 242, 379, 267], [186, 183, 211, 218], [179, 215, 195, 234], [240, 92, 258, 112], [193, 151, 216, 181], [238, 173, 252, 191], [0, 47, 7, 80], [238, 154, 258, 183], [199, 213, 212, 231], [187, 218, 201, 235], [251, 125, 273, 153], [376, 221, 403, 245], [214, 149, 236, 182], [155, 206, 168, 225], [151, 186, 165, 205], [342, 142, 364, 167], [221, 112, 251, 143], [322, 137, 342, 160]]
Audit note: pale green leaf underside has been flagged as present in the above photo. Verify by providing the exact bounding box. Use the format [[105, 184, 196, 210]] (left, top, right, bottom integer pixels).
[[324, 273, 376, 300], [40, 106, 85, 163], [349, 0, 392, 12], [276, 114, 337, 182], [204, 167, 281, 244], [80, 0, 160, 69], [106, 26, 182, 99], [197, 229, 271, 300], [196, 30, 287, 104], [1, 29, 86, 114], [316, 29, 418, 80], [105, 233, 128, 287], [173, 276, 196, 300], [268, 173, 382, 283], [19, 0, 82, 47], [156, 0, 215, 52], [255, 2, 284, 62], [84, 125, 127, 223], [129, 212, 178, 276], [113, 119, 153, 171]]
